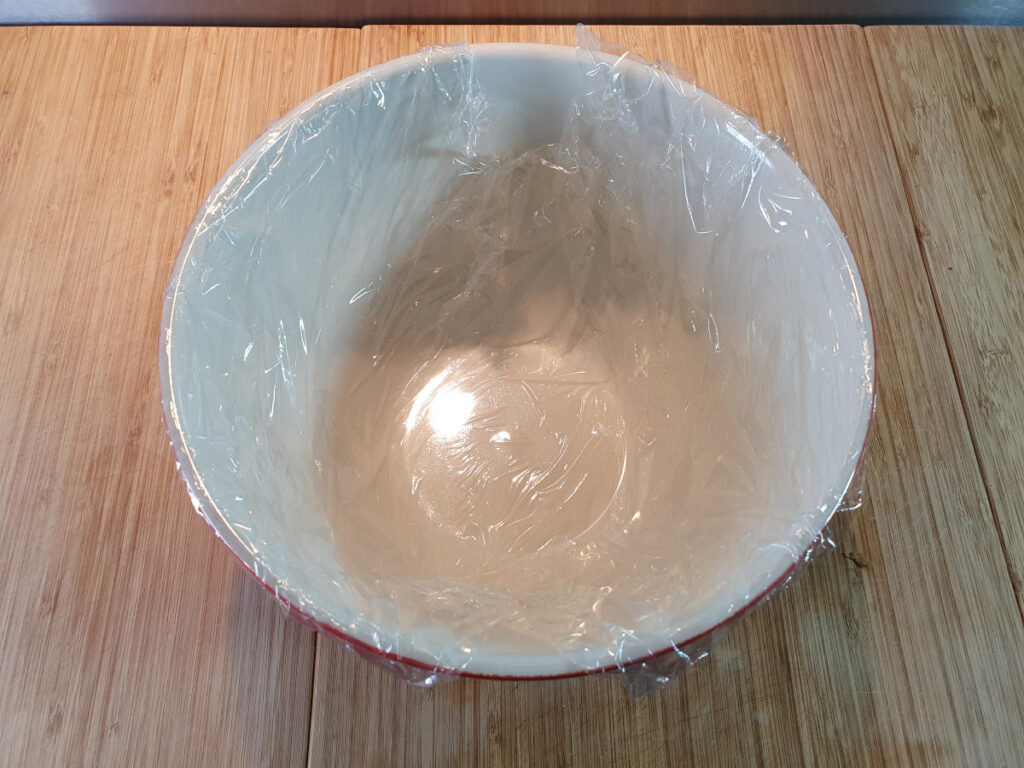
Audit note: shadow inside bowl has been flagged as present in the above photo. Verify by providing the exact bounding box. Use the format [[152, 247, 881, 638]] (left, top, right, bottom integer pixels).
[[316, 146, 792, 661]]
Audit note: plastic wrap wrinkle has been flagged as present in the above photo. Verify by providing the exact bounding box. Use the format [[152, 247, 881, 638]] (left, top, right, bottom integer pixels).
[[161, 26, 875, 684]]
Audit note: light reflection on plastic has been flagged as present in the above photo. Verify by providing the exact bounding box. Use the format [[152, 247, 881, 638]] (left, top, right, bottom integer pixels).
[[428, 388, 475, 439], [404, 365, 477, 441]]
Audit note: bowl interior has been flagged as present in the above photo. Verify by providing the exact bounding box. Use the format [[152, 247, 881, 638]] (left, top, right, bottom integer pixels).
[[162, 44, 874, 677]]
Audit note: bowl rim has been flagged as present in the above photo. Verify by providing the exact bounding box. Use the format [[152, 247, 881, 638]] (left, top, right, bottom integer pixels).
[[160, 41, 877, 680]]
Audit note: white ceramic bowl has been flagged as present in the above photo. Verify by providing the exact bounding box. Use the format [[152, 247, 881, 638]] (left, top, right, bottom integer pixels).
[[161, 43, 874, 678]]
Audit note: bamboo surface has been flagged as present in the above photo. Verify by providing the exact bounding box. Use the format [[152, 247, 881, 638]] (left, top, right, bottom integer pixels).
[[1, 24, 1022, 767]]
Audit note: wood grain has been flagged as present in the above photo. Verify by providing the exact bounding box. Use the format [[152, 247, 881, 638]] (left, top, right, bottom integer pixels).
[[3, 24, 1024, 768], [866, 26, 1024, 617], [0, 26, 361, 766], [303, 25, 1024, 767]]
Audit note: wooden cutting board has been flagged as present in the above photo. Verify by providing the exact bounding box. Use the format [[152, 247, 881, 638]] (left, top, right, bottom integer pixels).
[[1, 24, 1022, 767]]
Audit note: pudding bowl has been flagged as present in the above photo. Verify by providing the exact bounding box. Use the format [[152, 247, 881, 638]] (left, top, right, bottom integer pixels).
[[160, 41, 875, 680]]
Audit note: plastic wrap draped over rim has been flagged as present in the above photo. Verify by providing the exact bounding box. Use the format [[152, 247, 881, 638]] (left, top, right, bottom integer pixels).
[[160, 29, 875, 683]]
